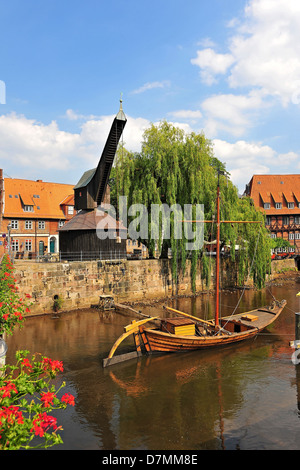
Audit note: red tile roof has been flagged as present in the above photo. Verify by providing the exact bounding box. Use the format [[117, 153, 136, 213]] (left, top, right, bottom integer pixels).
[[3, 178, 74, 219], [247, 174, 300, 215]]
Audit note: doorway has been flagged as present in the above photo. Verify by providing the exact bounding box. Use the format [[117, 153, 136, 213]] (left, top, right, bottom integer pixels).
[[49, 237, 56, 253], [39, 241, 44, 256]]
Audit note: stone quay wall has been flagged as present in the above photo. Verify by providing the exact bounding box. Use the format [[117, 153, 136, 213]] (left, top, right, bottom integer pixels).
[[12, 257, 297, 315]]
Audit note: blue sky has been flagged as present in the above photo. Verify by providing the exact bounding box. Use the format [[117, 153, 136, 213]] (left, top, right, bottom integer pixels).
[[0, 0, 300, 193]]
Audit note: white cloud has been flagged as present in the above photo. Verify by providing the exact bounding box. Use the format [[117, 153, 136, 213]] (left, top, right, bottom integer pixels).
[[201, 90, 268, 137], [168, 110, 202, 121], [63, 109, 101, 121], [131, 80, 171, 95], [121, 116, 151, 152], [213, 138, 299, 192], [193, 0, 300, 106], [0, 112, 151, 180], [0, 113, 81, 170], [191, 48, 235, 85], [65, 109, 84, 121]]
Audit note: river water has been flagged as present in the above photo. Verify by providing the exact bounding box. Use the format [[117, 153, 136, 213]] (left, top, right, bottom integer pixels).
[[5, 278, 300, 450]]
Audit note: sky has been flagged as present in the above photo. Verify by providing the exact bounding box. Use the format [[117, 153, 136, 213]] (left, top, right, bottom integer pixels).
[[0, 0, 300, 193]]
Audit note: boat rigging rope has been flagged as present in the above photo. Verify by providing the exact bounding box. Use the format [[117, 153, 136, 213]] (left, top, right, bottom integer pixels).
[[204, 216, 215, 321], [215, 225, 262, 334]]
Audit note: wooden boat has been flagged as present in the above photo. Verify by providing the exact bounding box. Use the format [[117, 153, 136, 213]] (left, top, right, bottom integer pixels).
[[138, 301, 286, 353], [103, 172, 286, 367]]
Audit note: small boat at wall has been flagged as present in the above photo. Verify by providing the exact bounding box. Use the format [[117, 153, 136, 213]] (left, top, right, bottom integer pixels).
[[103, 172, 287, 367]]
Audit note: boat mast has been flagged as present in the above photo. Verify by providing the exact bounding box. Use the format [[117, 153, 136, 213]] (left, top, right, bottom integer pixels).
[[215, 174, 221, 327]]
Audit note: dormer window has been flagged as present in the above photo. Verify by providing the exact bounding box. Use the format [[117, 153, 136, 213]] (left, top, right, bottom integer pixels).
[[24, 205, 34, 212], [288, 202, 294, 209], [264, 203, 270, 209], [275, 203, 282, 209]]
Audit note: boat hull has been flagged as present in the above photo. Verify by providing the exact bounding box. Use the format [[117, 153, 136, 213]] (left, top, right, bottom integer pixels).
[[141, 327, 258, 352]]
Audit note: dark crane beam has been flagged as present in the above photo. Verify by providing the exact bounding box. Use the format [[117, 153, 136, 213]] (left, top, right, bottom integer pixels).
[[74, 100, 127, 211]]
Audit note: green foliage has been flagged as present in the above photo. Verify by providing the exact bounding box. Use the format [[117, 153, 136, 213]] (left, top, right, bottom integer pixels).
[[270, 237, 291, 250], [112, 121, 272, 291], [53, 295, 64, 312], [0, 255, 31, 336]]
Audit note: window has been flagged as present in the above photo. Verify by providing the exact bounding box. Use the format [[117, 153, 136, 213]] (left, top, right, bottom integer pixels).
[[266, 216, 271, 225], [264, 203, 270, 209], [295, 217, 300, 225], [282, 216, 289, 225], [11, 220, 18, 229], [270, 233, 276, 239], [24, 205, 34, 212], [58, 220, 64, 228], [288, 202, 294, 209], [295, 233, 300, 240], [38, 221, 45, 229], [11, 240, 19, 251], [275, 203, 282, 209], [289, 233, 295, 240], [67, 206, 74, 215], [25, 239, 32, 251], [25, 220, 32, 229]]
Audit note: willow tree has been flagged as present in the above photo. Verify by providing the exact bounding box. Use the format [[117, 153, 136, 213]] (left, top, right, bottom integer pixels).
[[111, 121, 271, 291]]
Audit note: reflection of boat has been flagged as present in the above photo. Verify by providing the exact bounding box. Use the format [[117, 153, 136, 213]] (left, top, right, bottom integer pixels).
[[103, 172, 286, 367]]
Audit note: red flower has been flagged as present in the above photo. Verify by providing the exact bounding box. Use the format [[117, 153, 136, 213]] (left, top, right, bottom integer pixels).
[[61, 393, 75, 406], [42, 357, 63, 373], [0, 406, 23, 425], [31, 412, 58, 436], [0, 382, 18, 399], [13, 312, 23, 320], [21, 358, 32, 370], [40, 391, 56, 408]]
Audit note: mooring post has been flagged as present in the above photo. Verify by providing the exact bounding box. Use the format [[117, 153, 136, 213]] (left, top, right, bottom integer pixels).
[[290, 312, 300, 349], [296, 312, 300, 344]]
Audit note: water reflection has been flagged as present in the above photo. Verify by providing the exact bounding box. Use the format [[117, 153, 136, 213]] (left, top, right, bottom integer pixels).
[[4, 282, 300, 450]]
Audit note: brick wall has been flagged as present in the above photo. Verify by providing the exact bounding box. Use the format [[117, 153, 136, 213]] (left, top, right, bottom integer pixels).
[[13, 259, 209, 315], [13, 257, 296, 316]]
